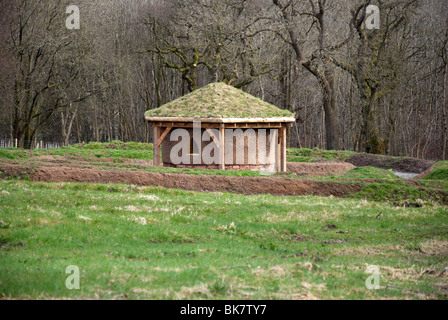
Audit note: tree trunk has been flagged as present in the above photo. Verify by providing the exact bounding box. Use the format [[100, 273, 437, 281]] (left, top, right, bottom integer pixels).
[[322, 67, 339, 150], [443, 64, 447, 160]]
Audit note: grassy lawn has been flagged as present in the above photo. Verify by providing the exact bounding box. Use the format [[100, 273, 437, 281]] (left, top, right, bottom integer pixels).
[[1, 179, 447, 300], [287, 148, 357, 163], [1, 142, 447, 299], [0, 141, 153, 161], [424, 161, 448, 180]]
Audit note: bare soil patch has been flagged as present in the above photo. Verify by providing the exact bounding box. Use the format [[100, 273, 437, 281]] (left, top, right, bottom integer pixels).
[[346, 154, 435, 174], [6, 153, 353, 177], [1, 154, 444, 199], [2, 165, 362, 197], [287, 162, 355, 176]]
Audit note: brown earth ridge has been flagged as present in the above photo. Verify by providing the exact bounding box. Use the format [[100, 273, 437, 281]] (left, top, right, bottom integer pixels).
[[0, 152, 442, 198], [1, 165, 361, 197], [346, 154, 435, 173]]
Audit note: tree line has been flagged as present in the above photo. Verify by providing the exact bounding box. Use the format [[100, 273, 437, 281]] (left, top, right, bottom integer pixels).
[[0, 0, 446, 160]]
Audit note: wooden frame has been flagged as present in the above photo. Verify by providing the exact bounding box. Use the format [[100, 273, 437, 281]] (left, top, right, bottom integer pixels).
[[151, 121, 289, 172]]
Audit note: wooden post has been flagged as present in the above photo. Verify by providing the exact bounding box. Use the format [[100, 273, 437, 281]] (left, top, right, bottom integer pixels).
[[281, 124, 287, 172], [15, 138, 18, 148], [153, 124, 160, 166], [220, 124, 225, 170], [40, 140, 43, 150], [277, 129, 281, 172]]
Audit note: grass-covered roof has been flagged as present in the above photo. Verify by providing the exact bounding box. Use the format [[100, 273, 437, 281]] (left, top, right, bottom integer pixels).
[[145, 82, 294, 121]]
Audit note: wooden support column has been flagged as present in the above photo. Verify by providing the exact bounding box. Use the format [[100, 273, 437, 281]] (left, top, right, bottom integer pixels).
[[220, 124, 225, 170], [277, 128, 281, 172], [153, 124, 161, 167], [280, 124, 287, 172]]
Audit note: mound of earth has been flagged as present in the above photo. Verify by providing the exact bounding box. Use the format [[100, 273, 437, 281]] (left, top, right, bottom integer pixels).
[[346, 154, 435, 174], [2, 165, 363, 197], [413, 168, 434, 180], [1, 163, 446, 201], [287, 162, 355, 176]]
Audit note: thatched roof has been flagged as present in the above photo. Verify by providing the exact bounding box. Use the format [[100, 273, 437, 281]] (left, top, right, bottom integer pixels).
[[145, 82, 295, 123]]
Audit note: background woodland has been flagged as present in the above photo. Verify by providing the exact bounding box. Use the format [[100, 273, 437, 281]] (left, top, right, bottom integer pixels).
[[0, 0, 447, 160]]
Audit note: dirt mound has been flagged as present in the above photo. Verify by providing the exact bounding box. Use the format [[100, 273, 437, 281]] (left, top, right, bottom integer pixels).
[[26, 166, 362, 197], [346, 154, 435, 173], [413, 167, 434, 180], [0, 165, 35, 179], [287, 162, 355, 176], [2, 164, 446, 202]]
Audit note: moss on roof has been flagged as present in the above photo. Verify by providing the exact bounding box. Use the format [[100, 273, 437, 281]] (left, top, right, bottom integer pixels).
[[145, 82, 293, 119]]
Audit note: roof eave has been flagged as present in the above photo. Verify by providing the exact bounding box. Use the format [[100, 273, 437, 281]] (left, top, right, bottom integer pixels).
[[145, 116, 296, 123]]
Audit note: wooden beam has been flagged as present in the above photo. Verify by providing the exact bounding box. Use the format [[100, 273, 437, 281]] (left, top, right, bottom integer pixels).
[[153, 123, 221, 129], [157, 126, 172, 147], [146, 116, 296, 124], [148, 122, 283, 129], [205, 128, 220, 148], [220, 124, 225, 170], [280, 124, 287, 172], [153, 125, 160, 167]]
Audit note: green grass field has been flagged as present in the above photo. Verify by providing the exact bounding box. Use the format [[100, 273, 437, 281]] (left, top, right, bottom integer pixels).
[[1, 180, 447, 299], [287, 148, 357, 163], [0, 142, 447, 300], [0, 141, 153, 161]]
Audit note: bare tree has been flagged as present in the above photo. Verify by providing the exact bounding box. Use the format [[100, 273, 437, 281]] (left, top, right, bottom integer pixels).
[[0, 0, 446, 160], [146, 0, 274, 92], [0, 0, 94, 148], [330, 0, 418, 154], [271, 0, 343, 150]]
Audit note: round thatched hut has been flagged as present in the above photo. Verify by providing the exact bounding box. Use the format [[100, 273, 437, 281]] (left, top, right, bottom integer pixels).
[[145, 82, 295, 172]]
